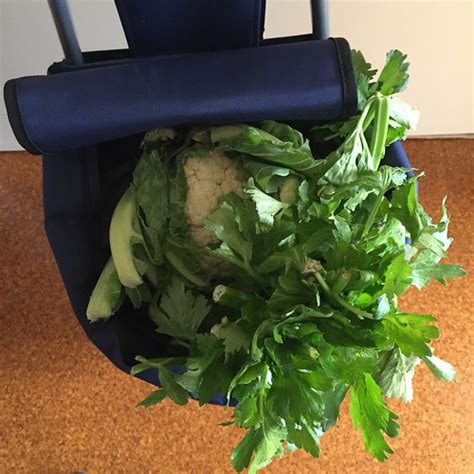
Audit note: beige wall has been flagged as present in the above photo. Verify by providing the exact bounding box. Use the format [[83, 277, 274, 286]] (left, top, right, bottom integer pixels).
[[265, 0, 474, 137], [1, 0, 473, 150]]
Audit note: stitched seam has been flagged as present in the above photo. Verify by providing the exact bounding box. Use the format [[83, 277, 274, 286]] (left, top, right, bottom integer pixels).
[[15, 79, 45, 154], [331, 38, 348, 119], [253, 0, 262, 45]]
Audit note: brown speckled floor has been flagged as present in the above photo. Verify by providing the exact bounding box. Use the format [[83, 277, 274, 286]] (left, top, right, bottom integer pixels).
[[0, 139, 473, 474]]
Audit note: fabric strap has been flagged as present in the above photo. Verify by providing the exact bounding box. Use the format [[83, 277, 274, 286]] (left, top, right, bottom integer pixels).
[[114, 0, 266, 57]]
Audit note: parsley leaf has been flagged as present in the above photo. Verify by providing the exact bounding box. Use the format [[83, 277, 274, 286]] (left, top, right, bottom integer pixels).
[[350, 373, 399, 461], [158, 366, 189, 405], [411, 250, 466, 288], [423, 354, 456, 382], [375, 348, 419, 402], [377, 50, 410, 95], [378, 312, 439, 357], [232, 426, 285, 474], [136, 389, 168, 408], [245, 178, 289, 227], [150, 276, 211, 342], [211, 317, 250, 356]]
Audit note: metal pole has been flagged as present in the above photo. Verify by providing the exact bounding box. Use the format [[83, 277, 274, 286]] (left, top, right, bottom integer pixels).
[[311, 0, 330, 40], [48, 0, 83, 65]]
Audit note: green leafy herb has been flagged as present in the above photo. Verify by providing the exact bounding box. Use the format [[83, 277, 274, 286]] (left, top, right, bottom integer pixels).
[[86, 48, 464, 473], [350, 373, 399, 461], [150, 276, 211, 343]]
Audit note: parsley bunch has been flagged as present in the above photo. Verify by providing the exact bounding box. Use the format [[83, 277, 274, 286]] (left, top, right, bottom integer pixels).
[[110, 51, 464, 472]]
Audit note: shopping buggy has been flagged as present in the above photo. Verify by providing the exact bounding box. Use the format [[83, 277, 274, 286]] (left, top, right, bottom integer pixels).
[[3, 0, 412, 405]]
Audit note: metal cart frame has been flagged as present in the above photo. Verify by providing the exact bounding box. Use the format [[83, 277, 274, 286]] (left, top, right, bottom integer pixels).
[[48, 0, 330, 66]]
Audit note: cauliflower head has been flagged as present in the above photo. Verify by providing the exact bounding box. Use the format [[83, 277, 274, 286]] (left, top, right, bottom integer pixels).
[[183, 149, 245, 247]]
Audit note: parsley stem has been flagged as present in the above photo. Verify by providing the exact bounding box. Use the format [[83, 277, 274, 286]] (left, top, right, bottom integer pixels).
[[357, 96, 377, 134], [361, 188, 385, 238], [258, 367, 270, 441], [213, 285, 257, 309], [313, 270, 372, 320], [312, 96, 376, 182], [225, 257, 268, 287], [361, 100, 376, 133], [251, 320, 274, 360], [369, 94, 390, 168], [164, 248, 207, 287], [331, 270, 352, 294]]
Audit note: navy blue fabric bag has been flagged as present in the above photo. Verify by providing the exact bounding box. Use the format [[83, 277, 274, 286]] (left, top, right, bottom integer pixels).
[[4, 38, 357, 155], [115, 0, 266, 56], [3, 0, 412, 405]]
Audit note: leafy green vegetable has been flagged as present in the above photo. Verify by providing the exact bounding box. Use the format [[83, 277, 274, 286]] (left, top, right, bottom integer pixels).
[[86, 257, 124, 321], [377, 50, 410, 96], [109, 186, 145, 288], [245, 178, 289, 226], [374, 348, 419, 402], [211, 122, 326, 177], [150, 276, 211, 343], [378, 312, 439, 358], [86, 48, 464, 473], [349, 373, 399, 461], [158, 366, 189, 405], [211, 317, 250, 356], [136, 389, 168, 408], [133, 150, 169, 263], [423, 353, 456, 382]]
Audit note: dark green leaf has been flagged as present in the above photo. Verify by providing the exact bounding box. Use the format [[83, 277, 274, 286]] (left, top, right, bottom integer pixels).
[[151, 276, 211, 342], [287, 419, 321, 457], [383, 253, 412, 297], [211, 317, 250, 356], [158, 367, 189, 405], [389, 179, 426, 241], [377, 50, 410, 95], [321, 383, 349, 431], [352, 50, 377, 79], [350, 373, 399, 461], [133, 150, 168, 262], [234, 394, 259, 428], [137, 389, 168, 408], [378, 312, 439, 357], [231, 425, 285, 474], [231, 427, 262, 472], [211, 123, 323, 177], [268, 271, 316, 312], [197, 351, 240, 404], [320, 347, 379, 384]]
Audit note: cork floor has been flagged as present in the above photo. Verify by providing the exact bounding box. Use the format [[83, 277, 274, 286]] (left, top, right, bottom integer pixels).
[[0, 139, 473, 473]]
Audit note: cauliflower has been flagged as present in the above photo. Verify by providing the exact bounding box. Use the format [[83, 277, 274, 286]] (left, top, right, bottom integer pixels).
[[183, 149, 245, 247], [88, 127, 248, 319]]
